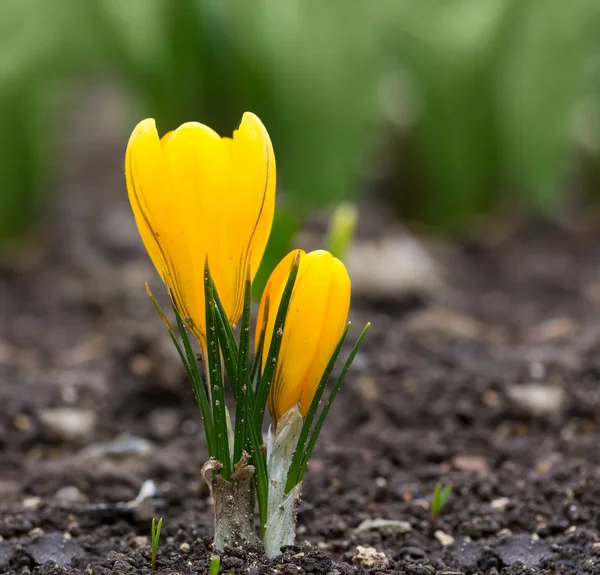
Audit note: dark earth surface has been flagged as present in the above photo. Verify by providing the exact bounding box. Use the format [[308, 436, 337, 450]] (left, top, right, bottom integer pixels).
[[1, 93, 600, 574]]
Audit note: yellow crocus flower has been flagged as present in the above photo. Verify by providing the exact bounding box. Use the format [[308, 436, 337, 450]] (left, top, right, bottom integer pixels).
[[125, 112, 275, 342], [257, 249, 351, 424]]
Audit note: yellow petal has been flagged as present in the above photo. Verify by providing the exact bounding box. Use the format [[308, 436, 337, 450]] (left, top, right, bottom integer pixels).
[[269, 252, 334, 421], [220, 112, 276, 323], [162, 122, 231, 338], [160, 130, 174, 147], [125, 119, 172, 292], [298, 256, 350, 415]]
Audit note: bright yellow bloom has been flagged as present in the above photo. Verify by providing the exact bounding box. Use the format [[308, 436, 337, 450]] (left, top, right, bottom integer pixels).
[[125, 112, 275, 341], [257, 250, 351, 424]]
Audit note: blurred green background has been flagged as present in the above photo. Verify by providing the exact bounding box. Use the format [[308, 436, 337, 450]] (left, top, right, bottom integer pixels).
[[1, 0, 599, 279]]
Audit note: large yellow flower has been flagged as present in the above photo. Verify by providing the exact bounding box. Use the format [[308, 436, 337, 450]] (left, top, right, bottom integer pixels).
[[125, 112, 275, 341], [257, 250, 351, 424]]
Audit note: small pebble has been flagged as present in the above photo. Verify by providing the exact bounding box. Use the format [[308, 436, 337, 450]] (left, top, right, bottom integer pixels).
[[180, 542, 190, 553], [129, 354, 152, 376], [375, 477, 388, 488], [491, 497, 510, 510], [482, 389, 500, 407], [452, 454, 490, 477], [54, 486, 88, 505], [348, 234, 441, 299], [14, 413, 33, 431], [507, 383, 564, 417], [130, 536, 149, 549], [352, 545, 388, 568], [38, 408, 97, 440], [23, 497, 42, 510], [434, 530, 455, 547]]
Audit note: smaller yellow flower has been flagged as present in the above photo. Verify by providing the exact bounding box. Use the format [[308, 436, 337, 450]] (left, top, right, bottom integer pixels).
[[256, 250, 351, 424]]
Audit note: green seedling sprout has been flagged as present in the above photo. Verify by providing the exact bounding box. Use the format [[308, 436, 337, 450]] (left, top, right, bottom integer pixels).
[[209, 555, 221, 575], [326, 202, 358, 261], [151, 517, 163, 572], [430, 483, 452, 525]]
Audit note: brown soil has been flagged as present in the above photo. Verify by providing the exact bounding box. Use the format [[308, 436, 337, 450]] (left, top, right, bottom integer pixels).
[[1, 95, 600, 574]]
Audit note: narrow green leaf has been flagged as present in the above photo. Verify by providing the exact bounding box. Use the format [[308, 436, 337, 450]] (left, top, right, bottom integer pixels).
[[146, 283, 174, 334], [249, 336, 263, 392], [151, 517, 162, 572], [253, 252, 301, 430], [431, 483, 442, 517], [233, 267, 252, 465], [298, 323, 370, 482], [441, 484, 452, 504], [212, 278, 257, 421], [286, 322, 350, 492], [211, 277, 259, 417], [431, 482, 452, 521], [213, 299, 240, 398], [249, 292, 270, 392], [439, 484, 452, 511], [212, 279, 239, 354], [204, 259, 232, 479], [211, 277, 243, 393]]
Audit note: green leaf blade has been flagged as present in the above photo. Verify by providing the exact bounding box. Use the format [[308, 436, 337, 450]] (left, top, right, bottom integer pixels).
[[204, 260, 232, 480], [233, 268, 252, 465]]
